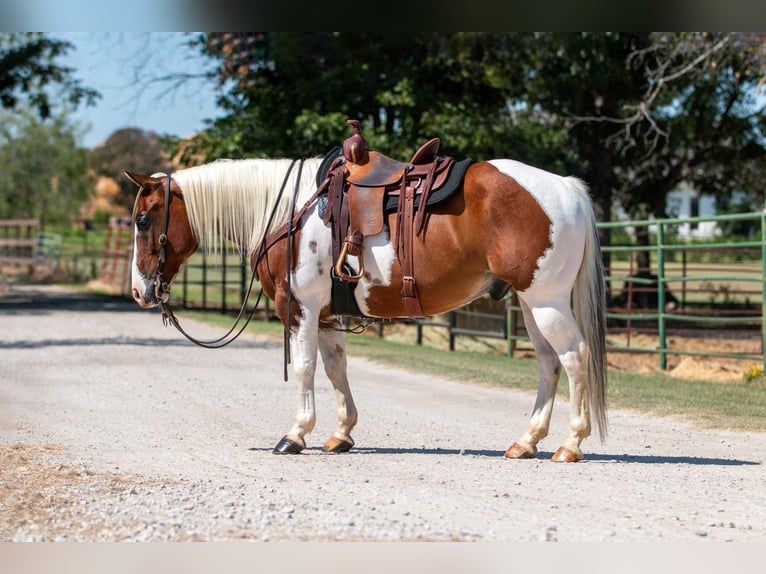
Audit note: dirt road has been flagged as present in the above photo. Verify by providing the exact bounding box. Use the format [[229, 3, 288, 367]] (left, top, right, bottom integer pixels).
[[1, 283, 765, 542]]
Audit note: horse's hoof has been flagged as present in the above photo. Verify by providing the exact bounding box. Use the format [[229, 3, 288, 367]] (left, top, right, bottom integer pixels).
[[551, 446, 583, 462], [272, 436, 304, 454], [323, 436, 354, 453], [504, 442, 537, 459]]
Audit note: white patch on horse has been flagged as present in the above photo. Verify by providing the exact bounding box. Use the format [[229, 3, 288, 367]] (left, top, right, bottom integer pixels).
[[130, 233, 149, 303], [292, 204, 334, 308], [488, 159, 587, 296], [354, 229, 396, 317]]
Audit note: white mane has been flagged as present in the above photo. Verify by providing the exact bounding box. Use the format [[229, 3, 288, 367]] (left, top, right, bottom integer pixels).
[[170, 157, 323, 256]]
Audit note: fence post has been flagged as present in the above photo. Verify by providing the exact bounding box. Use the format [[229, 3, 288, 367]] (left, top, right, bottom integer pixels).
[[507, 293, 515, 358], [182, 264, 188, 308], [201, 250, 208, 310], [762, 212, 766, 372], [656, 221, 667, 370], [240, 252, 247, 309], [221, 248, 228, 314], [448, 311, 457, 351]]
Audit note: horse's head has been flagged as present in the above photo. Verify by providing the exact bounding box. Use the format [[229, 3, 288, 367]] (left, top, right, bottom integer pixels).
[[125, 171, 199, 308]]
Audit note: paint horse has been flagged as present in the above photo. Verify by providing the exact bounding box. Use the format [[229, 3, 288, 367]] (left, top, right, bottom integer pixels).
[[126, 132, 608, 462]]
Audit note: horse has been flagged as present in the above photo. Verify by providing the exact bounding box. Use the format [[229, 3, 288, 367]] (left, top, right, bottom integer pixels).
[[126, 148, 608, 463]]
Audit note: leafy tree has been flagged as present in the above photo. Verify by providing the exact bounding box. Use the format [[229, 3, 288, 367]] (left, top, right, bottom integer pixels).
[[0, 107, 94, 225], [89, 128, 173, 212], [0, 33, 99, 119], [174, 33, 558, 167]]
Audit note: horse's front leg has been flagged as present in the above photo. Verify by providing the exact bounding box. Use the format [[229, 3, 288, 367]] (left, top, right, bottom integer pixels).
[[273, 304, 321, 455], [318, 321, 357, 453]]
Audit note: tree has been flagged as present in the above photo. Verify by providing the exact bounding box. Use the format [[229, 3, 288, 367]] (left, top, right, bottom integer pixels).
[[173, 33, 557, 167], [0, 107, 94, 225], [516, 32, 766, 271], [0, 33, 99, 119], [89, 128, 173, 212], [597, 33, 766, 223]]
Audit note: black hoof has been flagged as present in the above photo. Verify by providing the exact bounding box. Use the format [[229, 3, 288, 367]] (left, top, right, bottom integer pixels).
[[272, 436, 304, 454]]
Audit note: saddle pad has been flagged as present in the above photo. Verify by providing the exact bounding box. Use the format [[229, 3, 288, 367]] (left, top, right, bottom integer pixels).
[[316, 147, 342, 186], [382, 157, 473, 213], [315, 152, 473, 219]]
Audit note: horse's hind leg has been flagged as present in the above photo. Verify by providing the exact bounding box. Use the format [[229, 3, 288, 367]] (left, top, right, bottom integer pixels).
[[504, 298, 563, 460], [514, 296, 592, 462], [317, 322, 358, 453]]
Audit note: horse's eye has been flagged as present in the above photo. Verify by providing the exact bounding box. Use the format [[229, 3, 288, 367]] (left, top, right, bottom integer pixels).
[[136, 212, 150, 231]]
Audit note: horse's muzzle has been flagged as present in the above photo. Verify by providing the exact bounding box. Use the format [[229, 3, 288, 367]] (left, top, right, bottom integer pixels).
[[132, 286, 157, 308], [132, 277, 166, 308]]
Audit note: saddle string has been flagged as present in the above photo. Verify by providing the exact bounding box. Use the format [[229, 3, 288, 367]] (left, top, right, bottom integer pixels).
[[157, 159, 303, 350]]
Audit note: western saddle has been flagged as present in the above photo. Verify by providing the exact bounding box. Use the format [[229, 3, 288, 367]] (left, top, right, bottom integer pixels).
[[321, 119, 458, 318]]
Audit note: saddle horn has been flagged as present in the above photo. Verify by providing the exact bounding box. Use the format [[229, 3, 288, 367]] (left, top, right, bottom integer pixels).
[[343, 119, 369, 165]]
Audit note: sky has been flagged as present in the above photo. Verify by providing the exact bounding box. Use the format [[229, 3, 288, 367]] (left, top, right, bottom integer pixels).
[[53, 32, 224, 149]]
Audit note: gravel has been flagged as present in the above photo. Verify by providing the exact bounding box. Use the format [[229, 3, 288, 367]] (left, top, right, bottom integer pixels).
[[1, 283, 766, 543]]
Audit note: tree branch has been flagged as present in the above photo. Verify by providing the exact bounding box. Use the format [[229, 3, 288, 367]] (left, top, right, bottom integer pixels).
[[567, 34, 734, 157]]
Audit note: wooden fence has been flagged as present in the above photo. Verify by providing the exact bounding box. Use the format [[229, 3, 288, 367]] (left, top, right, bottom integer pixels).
[[0, 219, 39, 268], [98, 223, 133, 294]]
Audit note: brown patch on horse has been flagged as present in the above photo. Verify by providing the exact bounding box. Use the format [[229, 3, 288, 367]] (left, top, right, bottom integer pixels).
[[364, 161, 552, 318], [473, 162, 552, 291]]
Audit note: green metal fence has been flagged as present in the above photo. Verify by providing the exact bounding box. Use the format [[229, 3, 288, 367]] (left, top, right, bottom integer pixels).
[[598, 211, 765, 370]]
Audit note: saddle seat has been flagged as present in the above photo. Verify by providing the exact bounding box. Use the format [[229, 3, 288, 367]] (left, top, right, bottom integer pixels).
[[345, 137, 442, 187]]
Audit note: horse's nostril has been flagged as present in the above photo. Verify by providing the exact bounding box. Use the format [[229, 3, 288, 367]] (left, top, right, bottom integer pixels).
[[132, 288, 141, 301]]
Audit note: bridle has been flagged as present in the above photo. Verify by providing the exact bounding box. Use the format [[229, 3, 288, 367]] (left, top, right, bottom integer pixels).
[[153, 174, 172, 304], [131, 173, 176, 307], [132, 160, 313, 361]]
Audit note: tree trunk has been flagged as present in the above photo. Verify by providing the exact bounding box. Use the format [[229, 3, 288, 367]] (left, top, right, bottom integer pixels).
[[634, 224, 652, 272]]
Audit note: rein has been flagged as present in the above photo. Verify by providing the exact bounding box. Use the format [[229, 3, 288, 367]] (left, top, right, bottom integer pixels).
[[149, 160, 306, 359]]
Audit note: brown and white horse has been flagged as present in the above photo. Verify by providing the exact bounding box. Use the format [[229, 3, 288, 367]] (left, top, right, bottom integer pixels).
[[126, 155, 607, 462]]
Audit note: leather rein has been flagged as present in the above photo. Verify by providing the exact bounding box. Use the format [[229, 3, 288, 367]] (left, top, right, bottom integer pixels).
[[140, 159, 319, 362]]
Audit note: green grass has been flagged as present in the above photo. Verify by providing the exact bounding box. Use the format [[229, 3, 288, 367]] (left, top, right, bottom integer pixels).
[[177, 309, 766, 433]]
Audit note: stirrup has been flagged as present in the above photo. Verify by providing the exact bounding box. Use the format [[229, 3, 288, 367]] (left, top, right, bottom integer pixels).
[[334, 241, 364, 282]]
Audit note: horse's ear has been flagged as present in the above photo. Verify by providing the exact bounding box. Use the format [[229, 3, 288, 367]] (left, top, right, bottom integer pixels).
[[124, 171, 159, 189]]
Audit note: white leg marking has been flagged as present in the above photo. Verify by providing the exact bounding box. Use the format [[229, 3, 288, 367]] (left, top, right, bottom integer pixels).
[[524, 301, 591, 455], [515, 298, 563, 452], [284, 302, 320, 448], [318, 327, 358, 442]]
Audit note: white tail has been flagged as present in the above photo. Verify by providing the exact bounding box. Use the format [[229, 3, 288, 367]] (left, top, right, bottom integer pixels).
[[570, 178, 608, 440]]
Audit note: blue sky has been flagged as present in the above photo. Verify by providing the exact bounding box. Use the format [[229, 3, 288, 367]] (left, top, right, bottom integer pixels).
[[53, 32, 224, 148]]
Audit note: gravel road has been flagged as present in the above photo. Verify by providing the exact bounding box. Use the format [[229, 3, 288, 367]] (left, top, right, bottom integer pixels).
[[1, 283, 765, 542]]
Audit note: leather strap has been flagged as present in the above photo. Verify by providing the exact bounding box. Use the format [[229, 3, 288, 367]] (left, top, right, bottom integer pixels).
[[397, 169, 425, 318]]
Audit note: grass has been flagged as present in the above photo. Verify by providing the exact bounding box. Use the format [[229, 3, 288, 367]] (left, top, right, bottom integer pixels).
[[177, 308, 766, 433]]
